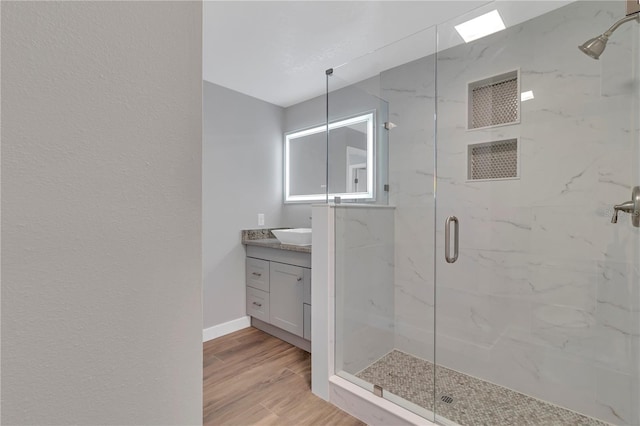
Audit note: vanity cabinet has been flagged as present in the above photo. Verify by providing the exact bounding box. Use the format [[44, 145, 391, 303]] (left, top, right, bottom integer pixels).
[[245, 245, 311, 349]]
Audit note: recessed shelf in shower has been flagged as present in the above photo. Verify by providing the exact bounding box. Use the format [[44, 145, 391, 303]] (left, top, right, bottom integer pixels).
[[467, 138, 519, 181], [468, 70, 520, 130]]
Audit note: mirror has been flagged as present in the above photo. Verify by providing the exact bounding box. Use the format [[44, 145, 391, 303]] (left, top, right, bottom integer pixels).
[[285, 112, 374, 202]]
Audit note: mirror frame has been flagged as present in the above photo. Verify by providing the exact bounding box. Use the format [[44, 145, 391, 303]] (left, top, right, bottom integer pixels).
[[284, 112, 375, 203]]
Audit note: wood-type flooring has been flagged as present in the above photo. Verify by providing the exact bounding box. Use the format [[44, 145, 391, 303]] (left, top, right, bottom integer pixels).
[[203, 326, 365, 426]]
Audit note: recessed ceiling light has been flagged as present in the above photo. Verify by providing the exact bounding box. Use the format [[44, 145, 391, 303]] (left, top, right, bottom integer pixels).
[[455, 10, 506, 43], [521, 90, 534, 101]]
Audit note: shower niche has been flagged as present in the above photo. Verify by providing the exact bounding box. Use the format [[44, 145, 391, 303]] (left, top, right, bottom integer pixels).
[[467, 69, 520, 130], [467, 139, 519, 181], [466, 69, 520, 181]]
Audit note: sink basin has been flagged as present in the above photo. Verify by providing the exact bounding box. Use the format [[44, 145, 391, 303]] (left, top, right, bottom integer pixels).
[[272, 228, 312, 246]]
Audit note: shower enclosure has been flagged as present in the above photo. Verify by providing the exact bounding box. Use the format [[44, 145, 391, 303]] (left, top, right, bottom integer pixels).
[[329, 1, 640, 424]]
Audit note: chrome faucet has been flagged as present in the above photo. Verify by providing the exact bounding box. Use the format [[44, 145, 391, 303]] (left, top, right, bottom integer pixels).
[[611, 186, 640, 227]]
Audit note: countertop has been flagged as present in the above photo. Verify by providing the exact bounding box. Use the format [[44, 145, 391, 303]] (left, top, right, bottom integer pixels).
[[241, 228, 311, 254], [243, 238, 311, 253]]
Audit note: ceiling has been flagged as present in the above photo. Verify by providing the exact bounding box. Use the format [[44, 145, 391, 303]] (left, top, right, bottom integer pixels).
[[203, 1, 572, 108]]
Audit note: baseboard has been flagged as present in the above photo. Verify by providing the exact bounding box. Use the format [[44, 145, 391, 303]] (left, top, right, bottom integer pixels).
[[203, 316, 250, 342]]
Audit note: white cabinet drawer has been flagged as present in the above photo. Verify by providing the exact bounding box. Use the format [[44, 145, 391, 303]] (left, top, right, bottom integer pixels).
[[246, 257, 269, 292], [246, 287, 269, 322]]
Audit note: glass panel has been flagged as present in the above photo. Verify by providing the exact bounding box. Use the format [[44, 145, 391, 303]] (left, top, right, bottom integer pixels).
[[331, 25, 438, 422], [326, 75, 388, 203], [435, 1, 640, 425]]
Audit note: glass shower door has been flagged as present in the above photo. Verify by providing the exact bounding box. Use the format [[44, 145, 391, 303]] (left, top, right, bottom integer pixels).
[[434, 1, 640, 425], [330, 25, 438, 423]]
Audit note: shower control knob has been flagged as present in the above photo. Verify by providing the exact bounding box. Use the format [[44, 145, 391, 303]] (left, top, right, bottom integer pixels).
[[611, 186, 640, 227]]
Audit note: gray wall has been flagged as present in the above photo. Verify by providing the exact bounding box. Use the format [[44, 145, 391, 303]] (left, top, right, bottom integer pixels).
[[203, 82, 285, 329], [1, 2, 203, 424]]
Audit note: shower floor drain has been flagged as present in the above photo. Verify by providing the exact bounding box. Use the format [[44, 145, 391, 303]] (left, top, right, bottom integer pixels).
[[441, 395, 454, 404]]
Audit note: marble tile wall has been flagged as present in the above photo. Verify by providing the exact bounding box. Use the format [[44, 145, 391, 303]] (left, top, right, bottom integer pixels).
[[334, 205, 396, 375], [378, 1, 639, 424]]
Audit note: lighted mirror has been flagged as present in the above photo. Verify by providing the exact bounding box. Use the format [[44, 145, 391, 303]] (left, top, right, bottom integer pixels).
[[285, 112, 374, 203]]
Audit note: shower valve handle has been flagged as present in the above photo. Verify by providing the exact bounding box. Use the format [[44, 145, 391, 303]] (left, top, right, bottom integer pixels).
[[611, 202, 634, 222], [611, 186, 640, 227]]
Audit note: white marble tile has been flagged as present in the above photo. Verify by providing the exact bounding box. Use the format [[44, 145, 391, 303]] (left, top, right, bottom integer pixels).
[[335, 206, 396, 375], [595, 367, 638, 425]]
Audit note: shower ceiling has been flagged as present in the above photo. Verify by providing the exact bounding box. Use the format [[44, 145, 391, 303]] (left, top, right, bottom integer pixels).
[[203, 1, 574, 108]]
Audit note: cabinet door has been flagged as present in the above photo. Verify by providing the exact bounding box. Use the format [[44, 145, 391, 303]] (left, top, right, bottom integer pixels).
[[269, 261, 304, 337]]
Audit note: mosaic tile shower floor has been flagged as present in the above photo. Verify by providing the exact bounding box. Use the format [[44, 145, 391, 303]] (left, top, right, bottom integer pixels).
[[355, 350, 609, 426]]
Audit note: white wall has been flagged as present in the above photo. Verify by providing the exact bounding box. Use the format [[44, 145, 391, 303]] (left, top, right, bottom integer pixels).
[[1, 2, 202, 424], [203, 82, 284, 330]]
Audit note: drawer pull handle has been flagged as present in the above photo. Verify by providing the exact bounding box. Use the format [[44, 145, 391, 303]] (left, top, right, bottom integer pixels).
[[252, 302, 262, 307], [297, 277, 303, 282], [252, 272, 262, 277]]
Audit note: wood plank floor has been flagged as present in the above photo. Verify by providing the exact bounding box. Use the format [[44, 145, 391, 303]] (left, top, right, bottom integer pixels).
[[203, 327, 366, 426]]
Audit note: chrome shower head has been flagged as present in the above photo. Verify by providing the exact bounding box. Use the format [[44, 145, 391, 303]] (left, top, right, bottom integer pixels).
[[578, 34, 609, 60], [579, 12, 639, 59]]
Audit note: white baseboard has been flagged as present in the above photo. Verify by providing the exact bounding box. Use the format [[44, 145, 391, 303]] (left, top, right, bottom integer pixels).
[[203, 316, 250, 342]]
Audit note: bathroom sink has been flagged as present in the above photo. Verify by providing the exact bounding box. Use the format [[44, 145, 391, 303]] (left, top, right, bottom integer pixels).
[[272, 228, 312, 246]]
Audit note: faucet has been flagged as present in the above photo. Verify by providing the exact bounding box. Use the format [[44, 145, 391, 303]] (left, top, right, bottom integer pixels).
[[611, 201, 635, 223], [611, 186, 640, 227]]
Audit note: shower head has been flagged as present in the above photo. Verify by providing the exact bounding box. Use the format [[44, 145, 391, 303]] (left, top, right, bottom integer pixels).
[[578, 35, 609, 59], [579, 12, 639, 59]]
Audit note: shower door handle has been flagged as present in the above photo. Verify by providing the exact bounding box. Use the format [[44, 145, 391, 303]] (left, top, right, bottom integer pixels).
[[445, 216, 459, 263]]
